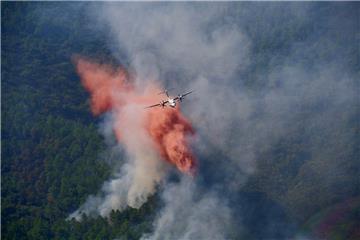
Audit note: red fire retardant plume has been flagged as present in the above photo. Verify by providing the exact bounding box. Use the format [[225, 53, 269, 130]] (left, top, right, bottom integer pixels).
[[75, 57, 196, 173]]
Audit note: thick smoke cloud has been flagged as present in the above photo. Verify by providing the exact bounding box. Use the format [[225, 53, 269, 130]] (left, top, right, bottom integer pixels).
[[69, 58, 196, 220], [71, 2, 357, 239], [96, 3, 250, 81], [96, 2, 256, 181], [142, 177, 234, 240]]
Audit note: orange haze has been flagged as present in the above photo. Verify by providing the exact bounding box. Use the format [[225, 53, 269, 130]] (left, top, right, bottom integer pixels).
[[75, 57, 196, 173]]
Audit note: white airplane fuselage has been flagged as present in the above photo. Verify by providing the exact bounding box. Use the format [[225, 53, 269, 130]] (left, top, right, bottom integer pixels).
[[168, 98, 176, 108]]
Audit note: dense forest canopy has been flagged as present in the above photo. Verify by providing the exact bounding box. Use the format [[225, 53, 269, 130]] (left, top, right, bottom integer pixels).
[[2, 2, 359, 240]]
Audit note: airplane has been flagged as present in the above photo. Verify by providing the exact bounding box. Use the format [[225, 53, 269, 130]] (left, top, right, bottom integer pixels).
[[145, 89, 193, 109]]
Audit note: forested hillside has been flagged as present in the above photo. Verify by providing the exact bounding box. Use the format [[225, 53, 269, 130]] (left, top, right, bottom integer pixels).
[[2, 2, 157, 239], [2, 2, 359, 240]]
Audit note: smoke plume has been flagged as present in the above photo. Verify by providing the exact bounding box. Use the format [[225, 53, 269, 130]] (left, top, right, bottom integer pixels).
[[69, 57, 196, 219], [141, 177, 234, 240], [67, 2, 357, 239]]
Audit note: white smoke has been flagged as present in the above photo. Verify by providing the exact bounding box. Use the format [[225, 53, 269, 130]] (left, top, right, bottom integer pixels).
[[96, 3, 250, 81], [69, 104, 168, 220], [96, 2, 256, 181], [141, 177, 234, 240], [70, 3, 252, 222], [70, 4, 255, 238], [69, 2, 357, 239]]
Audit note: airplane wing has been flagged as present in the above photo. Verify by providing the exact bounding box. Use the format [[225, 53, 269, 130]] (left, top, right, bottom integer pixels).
[[144, 103, 161, 109], [174, 90, 193, 100], [182, 90, 193, 97], [144, 100, 169, 109]]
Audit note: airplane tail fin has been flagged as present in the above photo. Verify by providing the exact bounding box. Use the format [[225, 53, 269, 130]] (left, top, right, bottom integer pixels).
[[157, 88, 174, 97]]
